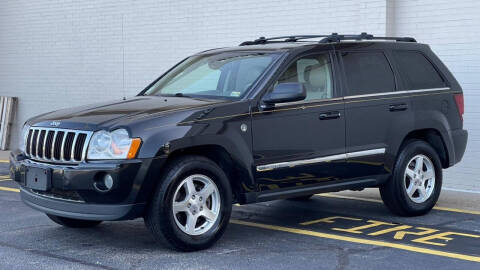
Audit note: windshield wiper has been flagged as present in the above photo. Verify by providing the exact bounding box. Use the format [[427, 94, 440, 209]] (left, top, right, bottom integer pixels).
[[157, 93, 192, 98], [174, 93, 190, 97]]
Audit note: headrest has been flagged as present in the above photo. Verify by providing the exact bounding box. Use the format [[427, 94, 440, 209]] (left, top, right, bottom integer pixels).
[[304, 64, 328, 89]]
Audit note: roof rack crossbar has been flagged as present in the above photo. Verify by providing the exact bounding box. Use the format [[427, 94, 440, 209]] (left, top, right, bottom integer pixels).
[[239, 32, 416, 46]]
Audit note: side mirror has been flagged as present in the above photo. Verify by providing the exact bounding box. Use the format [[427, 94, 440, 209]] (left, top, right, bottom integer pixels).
[[263, 83, 306, 105]]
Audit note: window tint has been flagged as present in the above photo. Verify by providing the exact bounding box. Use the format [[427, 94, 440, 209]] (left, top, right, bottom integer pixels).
[[342, 52, 395, 95], [275, 54, 333, 101], [393, 51, 446, 89]]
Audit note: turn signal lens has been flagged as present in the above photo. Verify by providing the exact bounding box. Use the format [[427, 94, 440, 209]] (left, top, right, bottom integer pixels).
[[127, 138, 142, 159]]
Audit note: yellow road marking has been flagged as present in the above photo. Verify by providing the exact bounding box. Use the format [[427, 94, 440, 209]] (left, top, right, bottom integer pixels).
[[317, 193, 480, 216], [0, 160, 9, 163], [0, 175, 10, 179], [231, 219, 480, 263], [0, 186, 19, 193]]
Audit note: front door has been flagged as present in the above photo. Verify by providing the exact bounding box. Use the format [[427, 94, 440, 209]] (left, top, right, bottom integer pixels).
[[251, 52, 346, 192]]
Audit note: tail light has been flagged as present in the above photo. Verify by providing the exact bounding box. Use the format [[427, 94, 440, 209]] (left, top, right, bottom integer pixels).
[[454, 93, 464, 121]]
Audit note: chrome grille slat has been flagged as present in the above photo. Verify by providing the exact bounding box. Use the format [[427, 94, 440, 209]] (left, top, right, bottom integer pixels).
[[51, 130, 57, 160], [60, 132, 68, 161], [42, 130, 48, 158], [35, 129, 41, 159], [70, 133, 79, 161], [24, 127, 92, 164]]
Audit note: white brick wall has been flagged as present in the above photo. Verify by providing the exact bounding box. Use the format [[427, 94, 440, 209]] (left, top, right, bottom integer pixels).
[[0, 0, 387, 147], [0, 0, 478, 190], [391, 0, 480, 191]]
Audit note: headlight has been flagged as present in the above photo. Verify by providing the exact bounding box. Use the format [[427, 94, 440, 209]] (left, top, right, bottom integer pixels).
[[19, 123, 30, 153], [87, 129, 141, 160]]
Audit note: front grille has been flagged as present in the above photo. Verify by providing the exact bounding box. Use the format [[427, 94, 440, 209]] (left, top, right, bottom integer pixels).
[[25, 127, 93, 164]]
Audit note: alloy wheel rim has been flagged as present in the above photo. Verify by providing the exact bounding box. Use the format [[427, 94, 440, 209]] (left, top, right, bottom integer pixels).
[[172, 174, 221, 236], [404, 154, 436, 204]]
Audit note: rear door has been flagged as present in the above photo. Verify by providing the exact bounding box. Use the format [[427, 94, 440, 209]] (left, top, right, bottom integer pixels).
[[338, 49, 414, 179]]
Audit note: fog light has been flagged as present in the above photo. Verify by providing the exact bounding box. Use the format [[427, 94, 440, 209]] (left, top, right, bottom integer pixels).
[[94, 173, 114, 192]]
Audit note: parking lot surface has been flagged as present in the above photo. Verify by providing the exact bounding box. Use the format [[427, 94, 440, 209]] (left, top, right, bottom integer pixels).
[[0, 160, 479, 270]]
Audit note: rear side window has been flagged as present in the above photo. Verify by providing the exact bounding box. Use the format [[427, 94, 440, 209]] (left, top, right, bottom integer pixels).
[[342, 52, 395, 95], [393, 51, 446, 89]]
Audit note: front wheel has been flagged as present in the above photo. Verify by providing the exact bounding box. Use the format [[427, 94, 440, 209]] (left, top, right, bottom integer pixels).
[[144, 156, 232, 251], [380, 140, 442, 216], [46, 214, 102, 228]]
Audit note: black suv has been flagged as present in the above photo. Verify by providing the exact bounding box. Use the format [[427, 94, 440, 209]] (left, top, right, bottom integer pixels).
[[10, 33, 467, 251]]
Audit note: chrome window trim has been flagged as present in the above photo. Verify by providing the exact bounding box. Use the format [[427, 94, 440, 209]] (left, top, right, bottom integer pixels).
[[256, 148, 386, 172], [344, 87, 450, 100]]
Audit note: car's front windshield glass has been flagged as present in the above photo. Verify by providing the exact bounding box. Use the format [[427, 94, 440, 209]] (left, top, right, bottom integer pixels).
[[143, 52, 279, 99]]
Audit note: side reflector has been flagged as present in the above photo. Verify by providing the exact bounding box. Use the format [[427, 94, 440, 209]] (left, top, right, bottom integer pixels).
[[127, 138, 142, 159]]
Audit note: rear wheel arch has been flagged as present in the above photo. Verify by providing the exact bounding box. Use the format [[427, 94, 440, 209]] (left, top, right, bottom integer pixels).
[[398, 129, 449, 168]]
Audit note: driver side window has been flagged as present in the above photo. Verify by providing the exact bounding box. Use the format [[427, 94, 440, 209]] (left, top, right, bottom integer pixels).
[[275, 54, 333, 101]]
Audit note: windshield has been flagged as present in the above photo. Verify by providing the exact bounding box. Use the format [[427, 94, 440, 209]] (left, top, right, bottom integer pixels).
[[143, 52, 279, 99]]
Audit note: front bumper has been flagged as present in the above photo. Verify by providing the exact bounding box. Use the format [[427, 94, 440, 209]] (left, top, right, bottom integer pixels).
[[10, 151, 166, 220], [20, 186, 144, 220]]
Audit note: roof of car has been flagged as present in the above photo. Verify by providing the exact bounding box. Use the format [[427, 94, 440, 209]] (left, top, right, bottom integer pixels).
[[197, 33, 422, 55], [197, 42, 318, 55]]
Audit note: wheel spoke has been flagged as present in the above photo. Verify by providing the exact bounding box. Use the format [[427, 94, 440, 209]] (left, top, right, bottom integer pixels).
[[406, 181, 417, 196], [199, 183, 215, 199], [184, 177, 196, 197], [423, 169, 435, 180], [414, 156, 424, 172], [405, 168, 415, 179], [418, 185, 427, 199], [173, 201, 188, 213], [200, 208, 216, 222], [185, 213, 197, 234]]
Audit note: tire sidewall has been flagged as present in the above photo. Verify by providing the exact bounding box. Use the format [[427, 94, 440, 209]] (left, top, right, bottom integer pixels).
[[153, 157, 232, 249], [393, 141, 443, 213]]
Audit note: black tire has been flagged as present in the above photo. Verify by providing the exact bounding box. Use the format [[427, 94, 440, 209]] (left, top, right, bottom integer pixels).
[[287, 194, 314, 201], [144, 155, 232, 251], [380, 140, 443, 216], [46, 214, 102, 228]]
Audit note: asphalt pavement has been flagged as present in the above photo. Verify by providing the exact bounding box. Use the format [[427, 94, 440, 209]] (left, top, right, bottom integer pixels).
[[0, 160, 479, 270]]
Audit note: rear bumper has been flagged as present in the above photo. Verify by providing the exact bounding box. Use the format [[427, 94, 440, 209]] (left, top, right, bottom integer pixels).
[[10, 151, 166, 221], [450, 129, 468, 165]]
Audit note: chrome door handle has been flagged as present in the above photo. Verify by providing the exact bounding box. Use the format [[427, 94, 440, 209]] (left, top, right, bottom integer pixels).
[[319, 111, 341, 120], [389, 103, 408, 111]]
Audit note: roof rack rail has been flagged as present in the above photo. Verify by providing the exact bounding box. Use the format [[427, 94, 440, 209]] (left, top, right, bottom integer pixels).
[[239, 32, 416, 46]]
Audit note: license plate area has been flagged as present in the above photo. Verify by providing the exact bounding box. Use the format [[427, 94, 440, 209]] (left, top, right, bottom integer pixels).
[[25, 166, 52, 191]]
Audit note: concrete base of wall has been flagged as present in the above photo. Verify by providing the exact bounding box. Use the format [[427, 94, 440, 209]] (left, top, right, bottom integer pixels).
[[0, 151, 10, 160]]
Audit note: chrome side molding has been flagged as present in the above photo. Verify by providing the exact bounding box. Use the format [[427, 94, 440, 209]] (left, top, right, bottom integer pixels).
[[256, 148, 386, 172]]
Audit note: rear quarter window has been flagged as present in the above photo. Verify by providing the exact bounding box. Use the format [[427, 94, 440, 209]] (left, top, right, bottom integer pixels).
[[341, 51, 396, 95], [392, 51, 446, 90]]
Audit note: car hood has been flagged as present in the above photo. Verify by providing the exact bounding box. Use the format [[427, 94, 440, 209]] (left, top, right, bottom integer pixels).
[[28, 95, 228, 130]]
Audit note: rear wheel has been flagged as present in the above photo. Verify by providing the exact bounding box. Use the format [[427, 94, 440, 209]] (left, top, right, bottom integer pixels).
[[144, 155, 232, 251], [380, 140, 442, 216], [46, 214, 102, 228]]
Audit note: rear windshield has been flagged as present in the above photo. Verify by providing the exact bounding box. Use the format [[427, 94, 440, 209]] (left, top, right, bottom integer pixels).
[[392, 51, 446, 90], [143, 52, 279, 99]]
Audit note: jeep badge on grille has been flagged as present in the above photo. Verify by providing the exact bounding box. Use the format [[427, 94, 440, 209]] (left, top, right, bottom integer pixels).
[[50, 121, 61, 127]]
